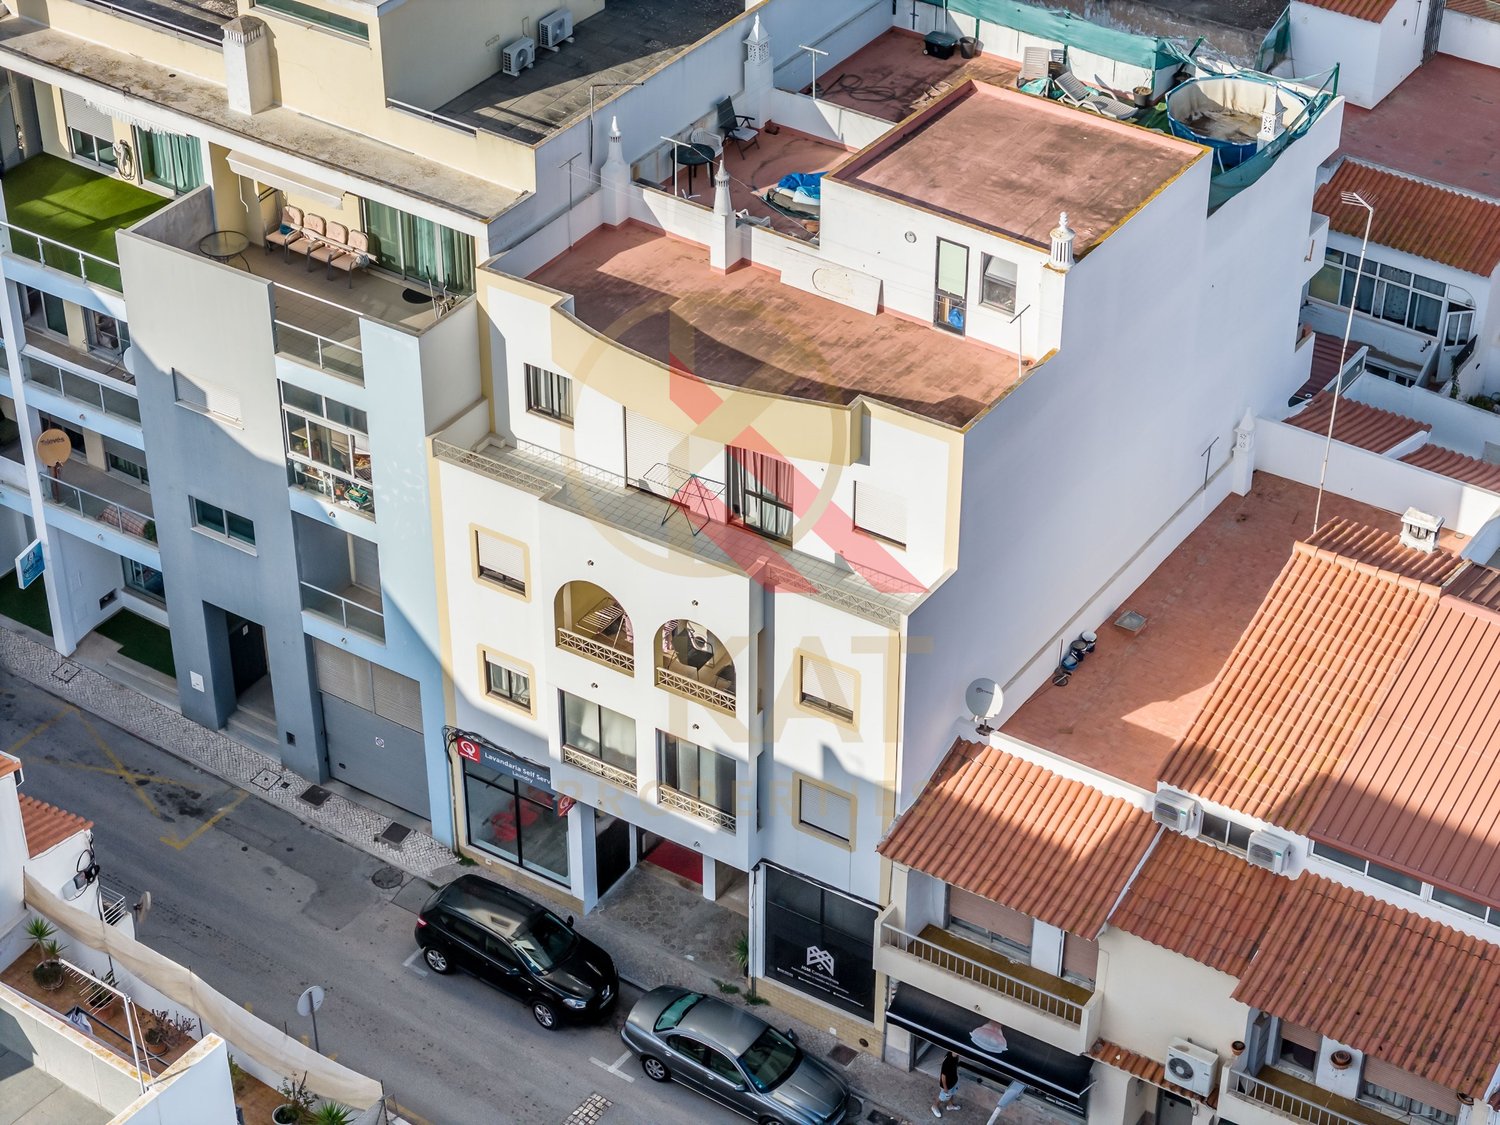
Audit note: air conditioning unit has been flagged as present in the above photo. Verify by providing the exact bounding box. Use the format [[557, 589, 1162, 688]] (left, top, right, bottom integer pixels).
[[1165, 1038, 1220, 1097], [537, 8, 574, 50], [1152, 790, 1201, 836], [501, 36, 536, 77], [1246, 829, 1293, 874]]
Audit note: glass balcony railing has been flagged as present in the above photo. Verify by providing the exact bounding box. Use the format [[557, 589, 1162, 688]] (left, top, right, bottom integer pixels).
[[43, 478, 156, 542], [300, 581, 384, 641], [25, 358, 141, 424]]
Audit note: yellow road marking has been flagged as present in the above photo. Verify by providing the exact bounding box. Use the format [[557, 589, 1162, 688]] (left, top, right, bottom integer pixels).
[[54, 759, 199, 788], [159, 790, 247, 850], [4, 704, 76, 755], [79, 716, 164, 820]]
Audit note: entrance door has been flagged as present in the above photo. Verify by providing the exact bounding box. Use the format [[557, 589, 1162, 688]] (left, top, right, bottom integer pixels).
[[225, 615, 268, 696], [1422, 0, 1445, 60], [595, 813, 632, 898], [1158, 1089, 1194, 1125], [934, 238, 969, 335]]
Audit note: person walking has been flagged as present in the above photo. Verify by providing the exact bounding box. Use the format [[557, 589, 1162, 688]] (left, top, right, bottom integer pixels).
[[931, 1049, 963, 1117]]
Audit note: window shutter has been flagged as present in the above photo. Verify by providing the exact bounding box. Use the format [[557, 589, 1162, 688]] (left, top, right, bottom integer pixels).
[[1278, 1021, 1320, 1050], [1061, 934, 1099, 982], [949, 889, 1034, 949], [173, 371, 208, 411], [799, 783, 851, 839], [205, 385, 241, 423], [314, 640, 372, 710], [1361, 1057, 1461, 1115], [801, 656, 855, 714], [626, 410, 686, 495], [371, 664, 422, 732], [854, 482, 907, 546], [476, 530, 526, 588], [62, 90, 114, 139]]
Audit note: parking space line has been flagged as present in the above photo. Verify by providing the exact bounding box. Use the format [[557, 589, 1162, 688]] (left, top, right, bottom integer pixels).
[[401, 950, 429, 977], [589, 1050, 636, 1083]]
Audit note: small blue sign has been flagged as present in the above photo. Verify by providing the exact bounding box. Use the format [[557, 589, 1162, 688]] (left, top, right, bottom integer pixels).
[[14, 539, 43, 590]]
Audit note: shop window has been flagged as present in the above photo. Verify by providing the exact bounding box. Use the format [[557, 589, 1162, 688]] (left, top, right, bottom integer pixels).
[[762, 866, 877, 1019], [462, 760, 569, 884]]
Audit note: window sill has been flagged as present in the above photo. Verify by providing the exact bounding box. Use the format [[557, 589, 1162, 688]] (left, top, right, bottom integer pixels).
[[474, 572, 529, 600], [175, 399, 243, 428], [851, 524, 907, 551], [484, 690, 534, 719], [797, 694, 856, 728], [525, 408, 574, 427], [191, 526, 257, 555], [792, 819, 853, 851]]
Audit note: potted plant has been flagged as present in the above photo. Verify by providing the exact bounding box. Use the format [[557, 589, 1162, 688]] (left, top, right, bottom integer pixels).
[[26, 918, 66, 992], [1230, 1041, 1246, 1058], [84, 970, 117, 1013], [1133, 86, 1153, 107], [274, 1073, 317, 1125], [309, 1104, 355, 1125], [730, 933, 750, 978], [143, 1007, 193, 1052], [228, 1055, 249, 1098]]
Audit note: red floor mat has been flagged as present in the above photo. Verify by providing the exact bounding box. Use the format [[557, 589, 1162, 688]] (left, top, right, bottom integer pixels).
[[643, 838, 703, 883]]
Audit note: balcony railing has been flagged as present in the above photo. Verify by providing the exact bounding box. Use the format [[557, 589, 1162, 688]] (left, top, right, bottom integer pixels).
[[44, 478, 155, 542], [659, 785, 736, 831], [1229, 1070, 1381, 1125], [655, 665, 735, 713], [25, 358, 140, 424], [879, 922, 1088, 1024], [301, 581, 385, 641], [100, 885, 129, 927], [556, 626, 635, 674], [2, 220, 124, 291], [275, 319, 363, 381], [386, 98, 479, 136], [561, 744, 637, 790]]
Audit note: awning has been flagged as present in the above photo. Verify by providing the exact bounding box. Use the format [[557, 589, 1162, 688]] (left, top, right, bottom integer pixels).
[[226, 150, 345, 208], [885, 985, 1095, 1110]]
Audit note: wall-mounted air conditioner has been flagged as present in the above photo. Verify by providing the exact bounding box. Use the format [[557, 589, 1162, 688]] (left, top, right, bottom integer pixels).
[[1246, 829, 1293, 874], [538, 8, 574, 50], [1152, 789, 1202, 836], [501, 36, 536, 77], [1165, 1038, 1220, 1097]]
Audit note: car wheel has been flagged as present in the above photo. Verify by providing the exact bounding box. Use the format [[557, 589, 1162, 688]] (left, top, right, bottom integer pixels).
[[641, 1055, 671, 1082], [759, 1118, 786, 1125], [422, 946, 453, 974], [532, 1001, 559, 1029]]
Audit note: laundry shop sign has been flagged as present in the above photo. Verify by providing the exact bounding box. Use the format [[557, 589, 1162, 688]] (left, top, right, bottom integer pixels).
[[444, 727, 552, 789]]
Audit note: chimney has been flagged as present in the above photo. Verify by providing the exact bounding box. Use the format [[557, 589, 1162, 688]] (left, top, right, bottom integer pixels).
[[600, 116, 630, 227], [1400, 507, 1442, 553], [708, 159, 744, 272], [1257, 105, 1283, 151], [1048, 212, 1075, 271], [223, 16, 274, 116], [742, 14, 773, 130]]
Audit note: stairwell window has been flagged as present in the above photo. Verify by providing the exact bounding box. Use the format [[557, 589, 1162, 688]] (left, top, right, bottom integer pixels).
[[726, 447, 793, 542], [525, 365, 573, 424], [191, 498, 255, 549], [799, 654, 856, 723], [980, 254, 1017, 315]]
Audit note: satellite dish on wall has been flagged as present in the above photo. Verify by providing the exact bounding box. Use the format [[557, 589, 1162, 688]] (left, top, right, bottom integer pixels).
[[965, 678, 1004, 734]]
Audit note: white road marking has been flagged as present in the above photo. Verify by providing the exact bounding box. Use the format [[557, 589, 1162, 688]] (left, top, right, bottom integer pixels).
[[590, 1050, 637, 1083], [401, 950, 429, 977]]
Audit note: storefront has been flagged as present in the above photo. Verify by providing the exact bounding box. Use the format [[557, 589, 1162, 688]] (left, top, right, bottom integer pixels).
[[447, 728, 570, 886], [761, 865, 878, 1020]]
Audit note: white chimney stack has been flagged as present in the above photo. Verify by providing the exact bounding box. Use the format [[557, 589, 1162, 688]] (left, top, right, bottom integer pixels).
[[1399, 507, 1443, 554], [600, 116, 630, 227], [1049, 212, 1075, 271], [223, 16, 274, 116]]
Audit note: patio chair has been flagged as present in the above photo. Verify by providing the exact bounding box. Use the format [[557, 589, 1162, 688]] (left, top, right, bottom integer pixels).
[[715, 96, 759, 157], [292, 214, 325, 267], [1019, 46, 1065, 86], [689, 127, 724, 158], [309, 219, 349, 273], [265, 205, 305, 259], [325, 230, 371, 288], [1055, 71, 1137, 120]]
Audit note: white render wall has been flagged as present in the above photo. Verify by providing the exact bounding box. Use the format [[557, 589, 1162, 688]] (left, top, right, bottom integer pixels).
[[1289, 0, 1423, 108], [1439, 9, 1500, 67]]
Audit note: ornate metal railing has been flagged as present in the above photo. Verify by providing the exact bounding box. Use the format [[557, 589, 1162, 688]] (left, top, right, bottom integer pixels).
[[659, 786, 736, 831], [556, 627, 634, 674], [655, 665, 735, 713], [561, 745, 637, 790], [1229, 1071, 1373, 1125]]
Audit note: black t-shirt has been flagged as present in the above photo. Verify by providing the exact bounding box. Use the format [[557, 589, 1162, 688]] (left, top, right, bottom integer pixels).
[[941, 1053, 960, 1087]]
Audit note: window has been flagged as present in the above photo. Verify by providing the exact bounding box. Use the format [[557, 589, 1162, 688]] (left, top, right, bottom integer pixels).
[[1367, 861, 1423, 895], [763, 866, 878, 1019], [254, 0, 369, 40], [174, 370, 242, 424], [107, 452, 149, 485], [361, 199, 473, 294], [1360, 1081, 1458, 1125], [980, 254, 1017, 315], [799, 654, 855, 722], [122, 558, 164, 602], [726, 447, 793, 542], [1311, 841, 1367, 872], [484, 655, 531, 711], [934, 238, 969, 334], [1311, 249, 1450, 338], [797, 779, 852, 843], [133, 127, 203, 194], [70, 127, 116, 169], [524, 365, 573, 424], [22, 286, 68, 337], [852, 482, 906, 547], [559, 691, 637, 777], [86, 311, 129, 358], [657, 733, 736, 817], [282, 383, 373, 514], [1199, 812, 1252, 853], [1430, 885, 1489, 919], [191, 497, 255, 548], [62, 91, 117, 170], [474, 529, 527, 595], [654, 992, 702, 1032]]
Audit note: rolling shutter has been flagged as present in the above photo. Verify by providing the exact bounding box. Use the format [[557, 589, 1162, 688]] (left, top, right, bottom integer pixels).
[[1278, 1021, 1319, 1050], [949, 889, 1033, 950], [371, 664, 422, 732], [1061, 934, 1099, 983], [314, 640, 372, 709], [62, 90, 113, 139], [625, 410, 683, 496], [801, 656, 855, 716], [174, 370, 241, 422], [854, 482, 907, 546], [1361, 1057, 1461, 1115], [475, 530, 526, 589]]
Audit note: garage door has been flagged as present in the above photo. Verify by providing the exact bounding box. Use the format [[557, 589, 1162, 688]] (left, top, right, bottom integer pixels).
[[314, 641, 429, 818]]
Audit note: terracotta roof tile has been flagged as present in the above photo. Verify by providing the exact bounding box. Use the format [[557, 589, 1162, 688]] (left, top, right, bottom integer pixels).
[[1310, 593, 1500, 907], [1291, 334, 1360, 403], [1111, 834, 1294, 978], [0, 756, 19, 779], [1089, 1040, 1218, 1105], [1306, 517, 1469, 584], [1234, 874, 1500, 1095], [1400, 444, 1500, 493], [878, 740, 1158, 939], [1285, 392, 1429, 453], [1315, 160, 1500, 277], [1159, 537, 1443, 832], [1446, 0, 1500, 25], [1447, 562, 1500, 609], [1294, 0, 1399, 22], [18, 793, 92, 859]]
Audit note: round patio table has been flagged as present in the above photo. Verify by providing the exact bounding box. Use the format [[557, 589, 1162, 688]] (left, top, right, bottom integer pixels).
[[673, 141, 715, 191], [198, 230, 249, 265]]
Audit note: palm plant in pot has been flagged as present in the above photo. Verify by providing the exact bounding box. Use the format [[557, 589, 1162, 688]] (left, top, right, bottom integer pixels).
[[308, 1104, 355, 1125], [26, 918, 66, 991]]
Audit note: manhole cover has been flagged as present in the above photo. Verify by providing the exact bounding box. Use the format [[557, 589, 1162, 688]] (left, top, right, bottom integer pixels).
[[52, 662, 81, 683], [864, 1109, 894, 1125], [829, 1044, 858, 1067], [371, 865, 404, 890], [377, 822, 412, 847], [250, 768, 281, 791], [299, 785, 332, 807]]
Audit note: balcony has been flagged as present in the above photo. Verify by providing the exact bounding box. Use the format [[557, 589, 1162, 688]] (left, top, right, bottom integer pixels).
[[24, 356, 140, 426], [300, 580, 384, 642], [655, 620, 735, 714], [42, 460, 155, 546], [659, 785, 736, 831], [561, 743, 637, 790], [875, 908, 1099, 1054], [555, 581, 635, 675], [2, 154, 170, 292], [1225, 1067, 1412, 1125]]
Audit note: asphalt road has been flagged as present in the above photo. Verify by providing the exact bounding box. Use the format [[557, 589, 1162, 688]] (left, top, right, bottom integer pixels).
[[1, 669, 740, 1125]]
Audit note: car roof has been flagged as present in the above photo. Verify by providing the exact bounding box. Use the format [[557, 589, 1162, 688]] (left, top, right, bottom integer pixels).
[[438, 874, 538, 935], [678, 995, 771, 1055]]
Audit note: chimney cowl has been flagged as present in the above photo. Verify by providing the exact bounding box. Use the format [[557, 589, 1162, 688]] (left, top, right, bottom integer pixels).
[[1399, 507, 1443, 554]]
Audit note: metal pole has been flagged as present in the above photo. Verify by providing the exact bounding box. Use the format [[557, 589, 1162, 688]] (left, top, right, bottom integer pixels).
[[310, 1004, 320, 1054], [799, 45, 830, 99]]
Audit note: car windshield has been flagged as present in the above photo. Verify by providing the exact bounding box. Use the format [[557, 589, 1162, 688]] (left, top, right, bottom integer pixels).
[[653, 992, 702, 1033], [739, 1026, 801, 1092], [511, 911, 575, 971]]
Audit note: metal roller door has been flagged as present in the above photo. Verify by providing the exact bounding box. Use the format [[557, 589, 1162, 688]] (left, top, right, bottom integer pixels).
[[314, 641, 429, 818]]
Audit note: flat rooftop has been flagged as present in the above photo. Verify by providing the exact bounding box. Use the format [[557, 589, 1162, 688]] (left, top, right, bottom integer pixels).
[[1000, 473, 1461, 787], [1340, 55, 1500, 199], [807, 29, 1021, 124], [832, 82, 1203, 256], [0, 1039, 111, 1124], [104, 0, 232, 40], [438, 0, 745, 144], [529, 222, 1028, 427]]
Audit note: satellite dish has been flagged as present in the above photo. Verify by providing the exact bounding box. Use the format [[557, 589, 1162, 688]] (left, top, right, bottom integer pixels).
[[966, 678, 1004, 733]]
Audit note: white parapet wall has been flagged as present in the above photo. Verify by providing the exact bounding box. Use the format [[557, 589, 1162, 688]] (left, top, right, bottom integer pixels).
[[1349, 376, 1500, 460]]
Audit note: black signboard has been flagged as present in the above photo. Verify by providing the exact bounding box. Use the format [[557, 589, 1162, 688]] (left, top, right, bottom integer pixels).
[[763, 866, 877, 1020], [444, 726, 552, 789]]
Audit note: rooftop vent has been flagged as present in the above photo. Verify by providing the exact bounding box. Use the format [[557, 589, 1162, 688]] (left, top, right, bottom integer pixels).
[[1399, 507, 1442, 554], [1114, 609, 1148, 633]]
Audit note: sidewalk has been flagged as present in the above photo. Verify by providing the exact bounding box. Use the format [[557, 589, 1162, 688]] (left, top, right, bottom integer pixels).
[[0, 621, 1038, 1125]]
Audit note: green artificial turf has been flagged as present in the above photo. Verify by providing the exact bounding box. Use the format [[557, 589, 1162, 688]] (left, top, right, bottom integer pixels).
[[96, 608, 176, 678], [2, 154, 170, 285], [0, 571, 52, 635]]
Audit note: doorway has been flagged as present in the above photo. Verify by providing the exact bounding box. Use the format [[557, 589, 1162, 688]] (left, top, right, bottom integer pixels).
[[596, 813, 632, 899], [934, 238, 969, 335], [226, 613, 269, 700], [1157, 1089, 1194, 1125]]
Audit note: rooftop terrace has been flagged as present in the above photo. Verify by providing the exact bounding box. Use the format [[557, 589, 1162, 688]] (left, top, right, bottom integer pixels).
[[89, 0, 233, 42], [437, 0, 745, 144], [528, 222, 1028, 427], [832, 82, 1204, 256]]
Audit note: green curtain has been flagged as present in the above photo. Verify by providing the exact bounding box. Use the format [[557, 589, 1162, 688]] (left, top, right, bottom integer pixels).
[[360, 199, 474, 294], [136, 128, 203, 194], [361, 199, 404, 275], [439, 223, 475, 294], [405, 213, 441, 287]]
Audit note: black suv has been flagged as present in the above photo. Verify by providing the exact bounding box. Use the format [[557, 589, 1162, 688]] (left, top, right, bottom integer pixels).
[[414, 874, 618, 1029]]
